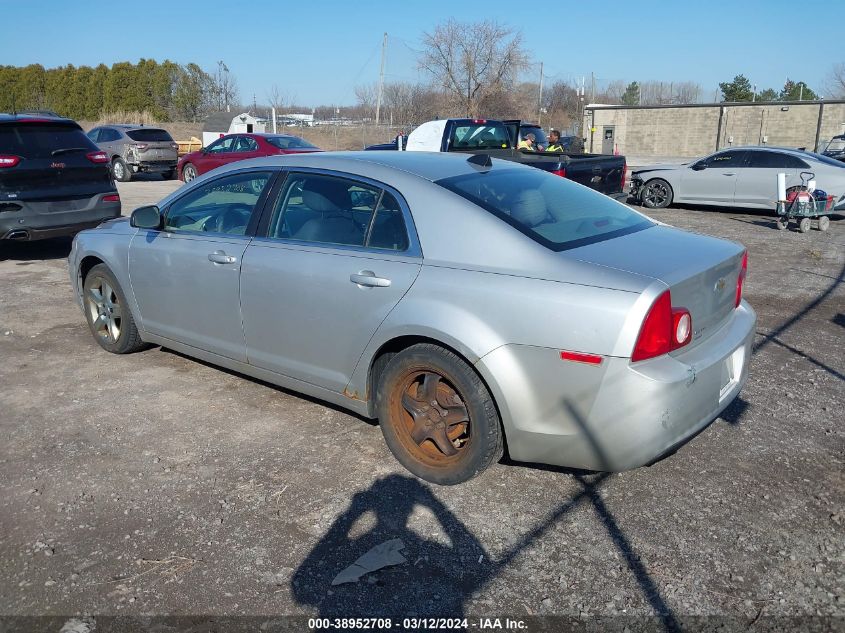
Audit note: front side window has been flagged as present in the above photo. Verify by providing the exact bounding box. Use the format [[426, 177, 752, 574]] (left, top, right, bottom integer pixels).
[[268, 173, 408, 250], [206, 137, 235, 154], [164, 171, 272, 235], [702, 150, 747, 167], [437, 167, 653, 251]]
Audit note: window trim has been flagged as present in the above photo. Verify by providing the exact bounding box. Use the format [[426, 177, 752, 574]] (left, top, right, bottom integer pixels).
[[156, 167, 282, 238], [252, 167, 422, 258]]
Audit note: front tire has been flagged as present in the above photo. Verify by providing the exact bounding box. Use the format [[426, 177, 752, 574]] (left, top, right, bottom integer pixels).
[[182, 163, 198, 182], [83, 264, 146, 354], [641, 178, 673, 209], [112, 158, 131, 182], [162, 169, 175, 180], [376, 344, 503, 485]]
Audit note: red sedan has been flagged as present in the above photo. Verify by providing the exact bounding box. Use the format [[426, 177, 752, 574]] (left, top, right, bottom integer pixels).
[[178, 133, 321, 182]]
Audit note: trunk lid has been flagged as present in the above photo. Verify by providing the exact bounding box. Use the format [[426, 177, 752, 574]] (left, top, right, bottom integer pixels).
[[564, 225, 745, 348], [124, 128, 177, 161]]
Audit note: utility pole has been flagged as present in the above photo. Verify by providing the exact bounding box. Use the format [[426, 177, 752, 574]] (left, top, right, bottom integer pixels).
[[537, 62, 544, 125], [590, 72, 595, 104], [375, 32, 387, 126], [799, 83, 804, 101]]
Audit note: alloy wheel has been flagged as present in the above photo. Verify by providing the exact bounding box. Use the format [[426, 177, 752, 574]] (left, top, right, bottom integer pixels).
[[85, 277, 122, 344]]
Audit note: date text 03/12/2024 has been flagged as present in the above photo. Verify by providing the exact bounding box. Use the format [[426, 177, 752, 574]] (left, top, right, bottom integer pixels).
[[308, 617, 528, 630]]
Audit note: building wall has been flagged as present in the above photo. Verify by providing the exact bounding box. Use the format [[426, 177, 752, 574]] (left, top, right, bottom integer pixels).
[[584, 101, 845, 158]]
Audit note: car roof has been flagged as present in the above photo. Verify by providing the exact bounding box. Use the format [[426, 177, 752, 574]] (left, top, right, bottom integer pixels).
[[723, 146, 814, 156], [0, 113, 79, 126]]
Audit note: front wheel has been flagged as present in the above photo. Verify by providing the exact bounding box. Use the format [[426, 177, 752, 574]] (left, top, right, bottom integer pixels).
[[818, 216, 830, 231], [776, 216, 789, 230], [376, 344, 503, 485], [182, 163, 198, 182], [640, 178, 673, 209], [799, 217, 812, 233], [83, 264, 147, 354]]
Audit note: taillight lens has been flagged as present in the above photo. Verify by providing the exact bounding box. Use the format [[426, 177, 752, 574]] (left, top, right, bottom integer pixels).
[[735, 251, 747, 308], [552, 168, 567, 178], [86, 151, 109, 163], [0, 155, 21, 168], [170, 142, 179, 151], [103, 194, 120, 202], [632, 290, 692, 362], [134, 143, 148, 151]]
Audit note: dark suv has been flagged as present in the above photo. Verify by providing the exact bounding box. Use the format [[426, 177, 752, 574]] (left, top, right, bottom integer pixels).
[[0, 115, 120, 241], [87, 125, 179, 181]]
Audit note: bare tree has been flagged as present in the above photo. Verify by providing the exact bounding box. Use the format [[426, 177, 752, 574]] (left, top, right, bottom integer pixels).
[[210, 61, 239, 112], [824, 62, 845, 98], [266, 84, 290, 112], [419, 19, 529, 117], [354, 83, 378, 120]]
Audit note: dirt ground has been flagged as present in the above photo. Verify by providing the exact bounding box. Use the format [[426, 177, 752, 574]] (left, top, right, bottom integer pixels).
[[0, 179, 842, 632]]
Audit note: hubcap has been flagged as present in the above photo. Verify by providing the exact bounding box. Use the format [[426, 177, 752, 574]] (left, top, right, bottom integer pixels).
[[392, 370, 470, 463], [113, 162, 124, 179], [85, 278, 122, 343], [185, 166, 196, 182]]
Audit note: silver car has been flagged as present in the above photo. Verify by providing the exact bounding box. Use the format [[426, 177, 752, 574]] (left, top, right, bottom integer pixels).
[[68, 152, 756, 485], [633, 146, 845, 211]]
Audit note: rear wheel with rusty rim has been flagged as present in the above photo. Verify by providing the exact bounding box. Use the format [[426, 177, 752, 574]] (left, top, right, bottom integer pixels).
[[377, 344, 503, 485], [83, 264, 146, 354]]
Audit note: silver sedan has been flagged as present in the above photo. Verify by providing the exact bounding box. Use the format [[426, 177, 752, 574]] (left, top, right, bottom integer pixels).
[[633, 146, 845, 211], [69, 152, 756, 485]]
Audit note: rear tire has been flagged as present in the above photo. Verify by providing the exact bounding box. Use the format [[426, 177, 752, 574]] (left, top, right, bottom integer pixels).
[[776, 217, 789, 230], [182, 163, 198, 182], [82, 264, 147, 354], [641, 178, 673, 209], [376, 344, 503, 485], [112, 158, 131, 182], [818, 216, 830, 231], [799, 217, 811, 233], [162, 169, 175, 180]]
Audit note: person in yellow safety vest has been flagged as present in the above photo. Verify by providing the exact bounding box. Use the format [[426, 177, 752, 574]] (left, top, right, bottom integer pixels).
[[546, 129, 564, 152], [517, 132, 536, 151]]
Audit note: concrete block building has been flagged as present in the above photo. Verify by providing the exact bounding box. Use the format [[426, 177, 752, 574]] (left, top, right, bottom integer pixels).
[[583, 100, 845, 159]]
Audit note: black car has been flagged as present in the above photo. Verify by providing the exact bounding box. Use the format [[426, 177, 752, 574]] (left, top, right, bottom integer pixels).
[[0, 114, 120, 241]]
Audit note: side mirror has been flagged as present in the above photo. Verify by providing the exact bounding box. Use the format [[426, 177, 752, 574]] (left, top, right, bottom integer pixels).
[[691, 163, 707, 171], [130, 205, 162, 230]]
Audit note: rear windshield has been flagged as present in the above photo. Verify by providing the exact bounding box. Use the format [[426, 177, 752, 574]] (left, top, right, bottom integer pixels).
[[0, 122, 95, 159], [803, 150, 845, 168], [126, 128, 173, 142], [437, 168, 653, 251], [450, 123, 512, 150], [265, 136, 317, 150]]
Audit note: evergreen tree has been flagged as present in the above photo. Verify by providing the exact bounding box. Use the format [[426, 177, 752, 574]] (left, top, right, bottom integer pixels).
[[621, 81, 640, 106], [719, 74, 754, 102]]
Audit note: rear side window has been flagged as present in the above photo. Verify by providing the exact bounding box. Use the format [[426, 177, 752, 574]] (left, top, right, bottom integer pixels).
[[126, 128, 173, 142], [437, 168, 653, 251], [266, 136, 317, 150], [0, 123, 96, 159], [747, 151, 809, 169]]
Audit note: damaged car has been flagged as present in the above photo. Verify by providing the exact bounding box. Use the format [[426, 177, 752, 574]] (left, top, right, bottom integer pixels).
[[87, 125, 178, 181]]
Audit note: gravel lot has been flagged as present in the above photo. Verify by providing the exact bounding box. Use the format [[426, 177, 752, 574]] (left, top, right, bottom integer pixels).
[[0, 178, 842, 632]]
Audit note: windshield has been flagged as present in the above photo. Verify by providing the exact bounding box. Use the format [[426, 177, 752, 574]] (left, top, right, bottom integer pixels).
[[437, 168, 653, 251], [0, 122, 94, 159], [126, 128, 173, 142], [450, 123, 511, 150], [825, 139, 845, 152], [266, 136, 317, 150]]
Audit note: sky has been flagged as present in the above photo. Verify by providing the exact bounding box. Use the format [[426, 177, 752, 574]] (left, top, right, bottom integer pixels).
[[2, 0, 843, 108]]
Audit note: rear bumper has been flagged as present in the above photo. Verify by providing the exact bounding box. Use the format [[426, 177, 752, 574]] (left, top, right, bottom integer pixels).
[[475, 301, 757, 471], [130, 160, 177, 173], [0, 195, 121, 241]]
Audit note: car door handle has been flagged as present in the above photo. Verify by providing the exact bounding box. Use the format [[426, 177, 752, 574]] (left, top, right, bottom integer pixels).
[[350, 271, 391, 287], [722, 172, 736, 176], [208, 251, 236, 264]]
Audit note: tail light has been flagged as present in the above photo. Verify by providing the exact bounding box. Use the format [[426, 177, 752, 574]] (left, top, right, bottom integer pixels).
[[735, 251, 748, 308], [0, 155, 21, 168], [134, 143, 148, 151], [471, 119, 487, 124], [170, 142, 179, 151], [86, 151, 109, 163], [103, 194, 120, 202], [552, 168, 566, 178], [631, 290, 692, 362]]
